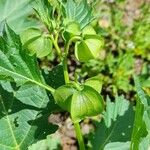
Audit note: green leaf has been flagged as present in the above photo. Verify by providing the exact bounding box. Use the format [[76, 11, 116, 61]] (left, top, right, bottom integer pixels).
[[0, 80, 13, 92], [139, 136, 150, 150], [0, 82, 58, 150], [0, 63, 65, 149], [130, 77, 150, 150], [103, 95, 130, 128], [0, 0, 37, 33], [28, 135, 61, 150], [90, 96, 134, 150], [104, 142, 131, 150], [71, 85, 104, 123], [33, 0, 52, 29], [0, 25, 65, 149], [0, 24, 54, 92], [64, 0, 94, 29], [130, 98, 147, 150]]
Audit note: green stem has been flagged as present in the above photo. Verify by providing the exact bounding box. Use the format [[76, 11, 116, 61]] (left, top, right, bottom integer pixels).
[[36, 82, 55, 94], [74, 122, 85, 150], [62, 36, 82, 83], [62, 36, 85, 149], [48, 34, 62, 57], [63, 56, 70, 83], [65, 36, 82, 56]]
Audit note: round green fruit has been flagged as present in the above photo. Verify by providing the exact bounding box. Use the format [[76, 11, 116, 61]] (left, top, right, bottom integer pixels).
[[71, 85, 104, 123], [20, 28, 52, 58], [75, 35, 104, 62]]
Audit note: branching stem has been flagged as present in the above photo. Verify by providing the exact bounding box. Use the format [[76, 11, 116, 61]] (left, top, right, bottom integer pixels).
[[48, 34, 62, 57], [62, 36, 85, 150], [50, 33, 85, 149]]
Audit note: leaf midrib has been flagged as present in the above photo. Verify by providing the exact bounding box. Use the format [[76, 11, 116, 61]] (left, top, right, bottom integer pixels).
[[2, 0, 31, 21], [0, 88, 49, 149], [0, 66, 55, 93], [99, 123, 117, 150], [0, 96, 19, 149], [19, 94, 48, 147]]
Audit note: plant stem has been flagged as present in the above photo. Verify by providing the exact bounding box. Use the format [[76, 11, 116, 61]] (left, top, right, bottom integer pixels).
[[63, 56, 70, 83], [74, 122, 85, 150], [65, 36, 82, 55], [48, 34, 62, 57], [62, 36, 85, 149], [62, 36, 82, 83]]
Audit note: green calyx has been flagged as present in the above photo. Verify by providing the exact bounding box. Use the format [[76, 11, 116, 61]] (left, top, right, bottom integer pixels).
[[53, 82, 104, 123], [62, 21, 81, 41], [71, 85, 104, 123], [20, 28, 52, 58], [82, 25, 96, 35], [75, 26, 104, 62]]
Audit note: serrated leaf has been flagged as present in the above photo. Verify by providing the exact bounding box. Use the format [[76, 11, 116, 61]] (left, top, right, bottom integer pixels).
[[33, 0, 52, 29], [0, 83, 57, 150], [130, 77, 150, 150], [0, 64, 65, 149], [64, 0, 94, 29], [0, 24, 54, 92], [103, 95, 130, 128], [0, 0, 37, 33], [90, 96, 134, 150]]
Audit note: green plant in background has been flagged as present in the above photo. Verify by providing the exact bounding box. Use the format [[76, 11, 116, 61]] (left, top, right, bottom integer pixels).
[[0, 0, 150, 150], [133, 4, 150, 60]]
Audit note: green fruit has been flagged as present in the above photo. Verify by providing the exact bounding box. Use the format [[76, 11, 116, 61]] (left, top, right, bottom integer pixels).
[[27, 35, 52, 58], [71, 85, 104, 123], [21, 28, 41, 41], [75, 35, 104, 62], [53, 84, 76, 111], [20, 28, 52, 58], [53, 83, 104, 123]]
